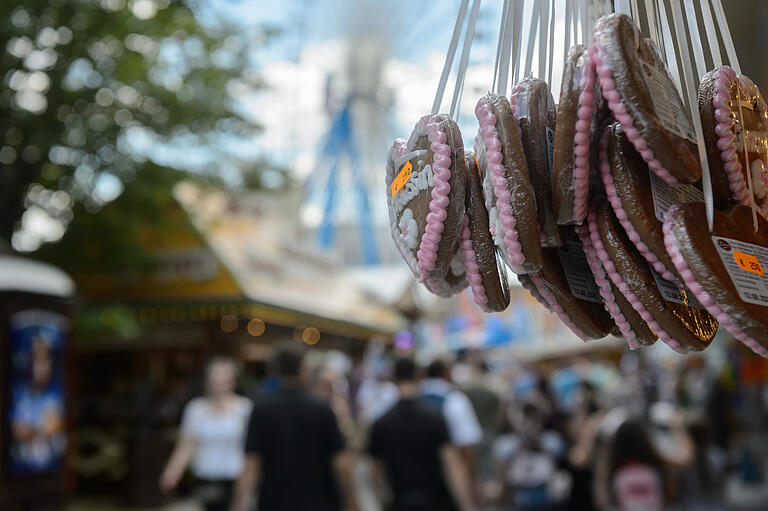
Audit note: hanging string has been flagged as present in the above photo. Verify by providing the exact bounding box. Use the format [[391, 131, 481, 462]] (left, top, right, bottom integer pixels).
[[630, 0, 641, 27], [450, 0, 482, 119], [699, 0, 721, 68], [657, 1, 684, 95], [580, 0, 588, 46], [615, 0, 631, 16], [538, 0, 549, 81], [644, 0, 660, 47], [497, 0, 516, 95], [683, 0, 707, 81], [563, 0, 572, 65], [431, 0, 470, 115], [512, 0, 525, 85], [524, 0, 541, 78], [669, 0, 714, 231], [492, 0, 511, 92], [712, 0, 740, 74], [547, 0, 555, 86]]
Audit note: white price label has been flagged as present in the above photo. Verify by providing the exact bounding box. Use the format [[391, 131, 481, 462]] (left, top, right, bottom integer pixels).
[[712, 236, 768, 307], [650, 265, 704, 309], [557, 240, 603, 304], [649, 169, 704, 222]]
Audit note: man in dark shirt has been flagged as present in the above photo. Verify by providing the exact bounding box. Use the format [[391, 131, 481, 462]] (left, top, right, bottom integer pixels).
[[231, 345, 356, 511], [367, 358, 476, 511]]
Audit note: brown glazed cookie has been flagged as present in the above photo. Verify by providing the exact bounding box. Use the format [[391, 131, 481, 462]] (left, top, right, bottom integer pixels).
[[599, 123, 680, 283], [592, 14, 701, 185], [526, 228, 616, 341], [553, 45, 599, 226], [386, 114, 467, 282], [590, 202, 718, 353], [424, 244, 469, 298], [577, 220, 656, 348], [699, 66, 768, 217], [511, 78, 563, 247], [664, 203, 768, 357], [460, 151, 510, 312], [475, 93, 543, 274]]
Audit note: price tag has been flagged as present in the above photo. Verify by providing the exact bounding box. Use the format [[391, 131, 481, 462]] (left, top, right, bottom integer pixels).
[[391, 161, 412, 196], [733, 250, 764, 276], [712, 236, 768, 307], [475, 156, 481, 177]]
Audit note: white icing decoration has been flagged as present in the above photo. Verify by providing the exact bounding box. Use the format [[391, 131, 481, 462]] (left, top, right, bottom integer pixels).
[[398, 208, 419, 249], [488, 205, 505, 249], [449, 247, 465, 276], [751, 159, 768, 200], [391, 164, 434, 216]]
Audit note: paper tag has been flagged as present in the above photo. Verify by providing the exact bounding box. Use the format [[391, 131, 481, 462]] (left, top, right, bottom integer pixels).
[[650, 265, 704, 308], [475, 156, 481, 177], [712, 236, 768, 306], [391, 161, 412, 196], [649, 169, 704, 222], [639, 58, 697, 143], [557, 240, 603, 304], [546, 126, 555, 180]]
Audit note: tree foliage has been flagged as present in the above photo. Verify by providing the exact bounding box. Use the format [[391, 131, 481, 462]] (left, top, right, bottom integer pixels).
[[0, 0, 273, 248]]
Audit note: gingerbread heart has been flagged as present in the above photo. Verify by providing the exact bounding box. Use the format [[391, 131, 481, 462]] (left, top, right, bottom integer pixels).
[[511, 78, 563, 247], [699, 66, 768, 217], [475, 93, 543, 274], [599, 123, 682, 283], [590, 202, 718, 352], [592, 14, 701, 186], [553, 45, 599, 226], [386, 114, 467, 282], [461, 151, 511, 312], [663, 202, 768, 357], [424, 243, 469, 298], [577, 219, 657, 349]]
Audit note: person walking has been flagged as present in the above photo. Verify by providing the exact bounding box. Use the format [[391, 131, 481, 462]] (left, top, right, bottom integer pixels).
[[230, 345, 357, 511], [159, 358, 252, 511], [367, 358, 476, 511]]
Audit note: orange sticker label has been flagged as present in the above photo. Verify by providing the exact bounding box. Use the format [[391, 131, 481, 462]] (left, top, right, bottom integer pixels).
[[475, 156, 481, 177], [391, 161, 412, 196], [734, 250, 764, 276]]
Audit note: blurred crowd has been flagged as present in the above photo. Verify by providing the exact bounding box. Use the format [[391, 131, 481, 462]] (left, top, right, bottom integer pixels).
[[159, 343, 768, 511]]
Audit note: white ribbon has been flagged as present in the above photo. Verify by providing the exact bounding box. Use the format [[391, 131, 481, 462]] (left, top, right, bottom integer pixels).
[[431, 0, 470, 115], [699, 0, 721, 68], [492, 0, 511, 92], [450, 0, 482, 119]]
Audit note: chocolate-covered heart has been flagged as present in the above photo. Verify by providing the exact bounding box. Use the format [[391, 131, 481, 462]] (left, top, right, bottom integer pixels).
[[590, 201, 718, 353], [386, 114, 467, 281], [577, 221, 657, 349], [475, 93, 542, 274], [592, 14, 701, 185], [461, 151, 510, 312], [699, 66, 768, 217], [511, 78, 563, 247], [663, 202, 768, 357], [599, 122, 681, 282], [553, 45, 599, 226]]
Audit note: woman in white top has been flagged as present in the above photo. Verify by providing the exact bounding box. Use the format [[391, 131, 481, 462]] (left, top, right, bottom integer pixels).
[[160, 358, 252, 511]]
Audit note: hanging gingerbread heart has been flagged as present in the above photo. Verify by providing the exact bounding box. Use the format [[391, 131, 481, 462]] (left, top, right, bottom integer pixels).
[[592, 13, 701, 186], [461, 151, 511, 312], [663, 202, 768, 357], [385, 114, 467, 282], [553, 45, 599, 226], [699, 66, 768, 218], [475, 93, 543, 274]]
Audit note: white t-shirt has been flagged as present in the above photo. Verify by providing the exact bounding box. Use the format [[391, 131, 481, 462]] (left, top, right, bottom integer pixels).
[[421, 378, 483, 447], [180, 396, 252, 480]]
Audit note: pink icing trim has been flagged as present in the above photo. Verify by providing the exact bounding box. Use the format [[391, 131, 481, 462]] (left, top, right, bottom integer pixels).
[[459, 214, 490, 310], [519, 275, 551, 310], [662, 206, 768, 358], [588, 207, 687, 353], [591, 33, 680, 187], [598, 128, 680, 283], [425, 275, 467, 298], [712, 67, 768, 218], [409, 115, 454, 282], [576, 223, 641, 349], [572, 51, 597, 224], [474, 98, 526, 270], [529, 272, 591, 341]]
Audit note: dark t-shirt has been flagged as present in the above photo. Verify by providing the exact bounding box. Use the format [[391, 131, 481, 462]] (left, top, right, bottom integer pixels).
[[245, 388, 344, 511], [367, 398, 458, 511]]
